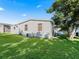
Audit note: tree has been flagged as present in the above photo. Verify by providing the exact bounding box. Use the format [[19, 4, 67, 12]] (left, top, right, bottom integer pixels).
[[47, 0, 79, 39]]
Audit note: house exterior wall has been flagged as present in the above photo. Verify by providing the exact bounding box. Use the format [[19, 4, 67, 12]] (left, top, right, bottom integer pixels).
[[11, 25, 15, 34], [12, 21, 53, 38], [4, 25, 11, 32], [0, 20, 53, 38], [0, 24, 4, 33], [0, 24, 11, 33], [11, 25, 19, 34]]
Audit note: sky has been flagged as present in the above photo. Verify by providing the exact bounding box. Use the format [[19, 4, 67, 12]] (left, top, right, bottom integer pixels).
[[0, 0, 55, 24]]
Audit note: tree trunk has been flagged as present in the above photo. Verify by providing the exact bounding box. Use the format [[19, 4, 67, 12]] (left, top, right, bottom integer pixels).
[[70, 28, 76, 39], [68, 25, 76, 40]]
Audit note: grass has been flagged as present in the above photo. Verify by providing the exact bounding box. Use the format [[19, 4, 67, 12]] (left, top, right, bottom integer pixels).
[[0, 33, 79, 59]]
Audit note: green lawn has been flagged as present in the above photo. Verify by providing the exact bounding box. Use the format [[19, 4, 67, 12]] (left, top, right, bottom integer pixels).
[[0, 33, 79, 59]]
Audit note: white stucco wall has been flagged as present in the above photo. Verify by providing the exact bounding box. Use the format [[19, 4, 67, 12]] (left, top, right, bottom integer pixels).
[[0, 24, 4, 33], [11, 25, 20, 34], [13, 20, 53, 38]]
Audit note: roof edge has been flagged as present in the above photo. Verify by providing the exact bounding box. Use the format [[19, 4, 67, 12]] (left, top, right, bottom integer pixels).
[[0, 23, 13, 26], [17, 19, 52, 25]]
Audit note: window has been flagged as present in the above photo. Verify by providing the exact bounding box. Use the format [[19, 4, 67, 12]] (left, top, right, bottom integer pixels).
[[38, 23, 42, 31], [14, 25, 18, 30], [25, 25, 28, 31], [14, 27, 15, 30]]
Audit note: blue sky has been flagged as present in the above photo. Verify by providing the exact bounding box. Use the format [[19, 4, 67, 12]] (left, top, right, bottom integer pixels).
[[0, 0, 55, 24]]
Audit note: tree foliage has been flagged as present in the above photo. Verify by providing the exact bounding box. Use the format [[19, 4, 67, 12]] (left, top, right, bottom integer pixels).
[[47, 0, 79, 37]]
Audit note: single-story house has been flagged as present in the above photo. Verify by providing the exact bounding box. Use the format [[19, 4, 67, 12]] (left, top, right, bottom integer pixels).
[[11, 20, 54, 38], [0, 23, 11, 33]]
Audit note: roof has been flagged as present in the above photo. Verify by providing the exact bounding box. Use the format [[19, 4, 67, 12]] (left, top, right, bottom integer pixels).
[[0, 23, 12, 26], [17, 19, 53, 25]]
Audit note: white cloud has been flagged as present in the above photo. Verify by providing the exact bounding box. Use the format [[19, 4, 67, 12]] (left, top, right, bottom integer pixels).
[[0, 7, 5, 11], [22, 14, 27, 17], [36, 4, 42, 8]]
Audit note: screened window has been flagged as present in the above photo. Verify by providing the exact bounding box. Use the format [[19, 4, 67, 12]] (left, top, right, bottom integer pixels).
[[38, 23, 42, 31], [25, 25, 28, 31]]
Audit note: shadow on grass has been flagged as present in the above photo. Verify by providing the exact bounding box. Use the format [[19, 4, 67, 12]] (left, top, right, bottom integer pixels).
[[0, 34, 79, 59]]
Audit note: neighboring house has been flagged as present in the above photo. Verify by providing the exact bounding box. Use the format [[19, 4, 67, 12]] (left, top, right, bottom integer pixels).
[[0, 23, 11, 33], [11, 20, 53, 38]]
